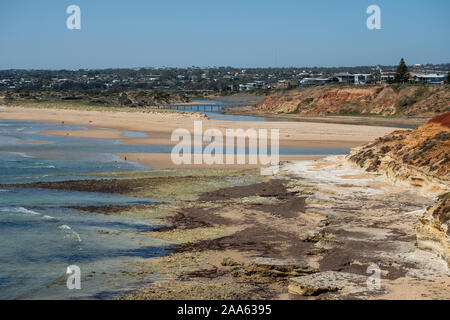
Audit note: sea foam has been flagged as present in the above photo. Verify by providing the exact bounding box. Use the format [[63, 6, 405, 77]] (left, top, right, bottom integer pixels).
[[58, 225, 82, 242], [9, 207, 41, 215]]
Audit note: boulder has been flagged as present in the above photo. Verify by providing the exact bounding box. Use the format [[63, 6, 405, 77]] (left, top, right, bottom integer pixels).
[[288, 271, 367, 296]]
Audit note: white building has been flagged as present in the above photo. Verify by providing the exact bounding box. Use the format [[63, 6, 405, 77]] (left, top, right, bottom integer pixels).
[[299, 78, 332, 86], [380, 72, 395, 83], [334, 73, 371, 85], [411, 73, 446, 85]]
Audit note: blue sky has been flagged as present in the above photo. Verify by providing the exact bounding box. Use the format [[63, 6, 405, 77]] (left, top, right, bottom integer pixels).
[[0, 0, 449, 69]]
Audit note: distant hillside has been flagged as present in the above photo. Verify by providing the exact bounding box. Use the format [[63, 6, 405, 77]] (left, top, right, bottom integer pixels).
[[3, 89, 190, 108], [256, 85, 450, 118]]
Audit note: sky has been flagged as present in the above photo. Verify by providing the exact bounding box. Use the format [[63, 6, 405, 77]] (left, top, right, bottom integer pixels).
[[0, 0, 449, 69]]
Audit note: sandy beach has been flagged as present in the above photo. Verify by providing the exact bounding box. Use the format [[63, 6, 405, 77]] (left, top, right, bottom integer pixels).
[[0, 105, 400, 149], [0, 105, 406, 169]]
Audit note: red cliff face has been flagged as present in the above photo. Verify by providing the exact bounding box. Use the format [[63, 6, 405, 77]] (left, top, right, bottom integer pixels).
[[256, 85, 450, 117], [427, 111, 450, 128]]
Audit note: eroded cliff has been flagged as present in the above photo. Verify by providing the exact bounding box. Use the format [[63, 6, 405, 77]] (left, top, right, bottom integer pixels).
[[417, 197, 449, 265], [347, 112, 450, 265], [256, 85, 450, 117]]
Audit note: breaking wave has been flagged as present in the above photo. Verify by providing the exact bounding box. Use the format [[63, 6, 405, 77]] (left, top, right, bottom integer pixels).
[[5, 207, 41, 215], [1, 206, 58, 221], [58, 225, 82, 242]]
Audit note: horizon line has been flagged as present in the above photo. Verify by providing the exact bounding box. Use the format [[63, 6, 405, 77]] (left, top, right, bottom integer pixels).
[[1, 63, 450, 72]]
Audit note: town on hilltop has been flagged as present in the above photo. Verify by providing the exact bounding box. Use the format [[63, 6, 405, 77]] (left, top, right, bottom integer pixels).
[[1, 63, 449, 94]]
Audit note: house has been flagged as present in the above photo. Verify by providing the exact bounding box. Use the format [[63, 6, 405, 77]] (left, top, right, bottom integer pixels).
[[354, 74, 371, 84], [335, 73, 371, 85], [334, 72, 354, 84], [299, 78, 332, 86], [411, 73, 446, 85], [254, 81, 265, 88], [380, 72, 395, 83], [245, 83, 257, 90], [275, 79, 297, 89]]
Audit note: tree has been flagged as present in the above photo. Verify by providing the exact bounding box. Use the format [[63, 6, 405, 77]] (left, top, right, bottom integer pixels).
[[394, 58, 410, 83], [446, 72, 450, 84]]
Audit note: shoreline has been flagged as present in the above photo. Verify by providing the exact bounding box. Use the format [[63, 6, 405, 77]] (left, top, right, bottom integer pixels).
[[116, 153, 327, 169], [6, 159, 448, 300], [0, 105, 402, 151]]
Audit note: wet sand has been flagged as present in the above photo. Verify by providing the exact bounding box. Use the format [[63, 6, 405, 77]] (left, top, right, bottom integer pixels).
[[0, 106, 400, 151], [116, 153, 326, 169]]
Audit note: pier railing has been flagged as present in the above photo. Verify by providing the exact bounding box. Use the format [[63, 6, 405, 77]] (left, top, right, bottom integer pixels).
[[149, 103, 242, 111]]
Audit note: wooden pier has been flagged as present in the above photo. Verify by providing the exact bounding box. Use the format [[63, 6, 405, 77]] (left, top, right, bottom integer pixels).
[[150, 103, 241, 111]]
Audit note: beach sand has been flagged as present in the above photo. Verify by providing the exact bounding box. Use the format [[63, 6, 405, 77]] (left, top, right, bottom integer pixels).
[[0, 106, 400, 152]]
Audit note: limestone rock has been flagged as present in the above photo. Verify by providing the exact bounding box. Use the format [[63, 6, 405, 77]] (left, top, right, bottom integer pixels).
[[288, 271, 367, 296], [314, 238, 343, 250], [298, 230, 325, 242], [417, 198, 450, 266], [239, 257, 317, 278]]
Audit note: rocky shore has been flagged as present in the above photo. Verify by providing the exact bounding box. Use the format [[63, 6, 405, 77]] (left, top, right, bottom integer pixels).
[[347, 112, 450, 267], [116, 157, 449, 299], [8, 158, 449, 299], [417, 198, 449, 266]]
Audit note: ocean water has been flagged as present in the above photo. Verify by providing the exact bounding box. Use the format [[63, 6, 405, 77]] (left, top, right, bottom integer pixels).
[[0, 119, 348, 299], [0, 120, 348, 185], [0, 120, 170, 299], [0, 192, 169, 300], [0, 120, 154, 184], [171, 100, 271, 121], [183, 100, 301, 122]]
